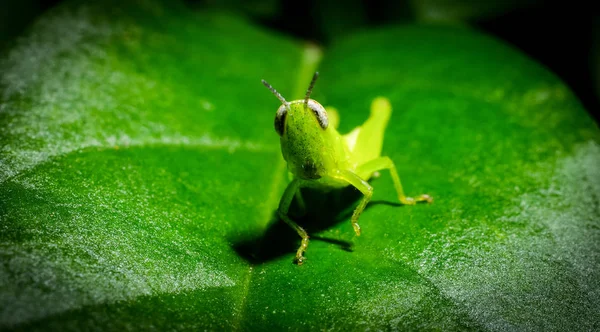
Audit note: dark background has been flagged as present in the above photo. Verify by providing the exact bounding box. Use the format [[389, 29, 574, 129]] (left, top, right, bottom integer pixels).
[[2, 0, 598, 122]]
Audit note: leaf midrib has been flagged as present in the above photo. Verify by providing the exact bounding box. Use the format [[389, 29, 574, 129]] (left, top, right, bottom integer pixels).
[[232, 44, 323, 329]]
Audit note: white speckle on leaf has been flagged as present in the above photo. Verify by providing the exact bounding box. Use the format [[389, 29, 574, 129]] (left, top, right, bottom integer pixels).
[[200, 99, 215, 111]]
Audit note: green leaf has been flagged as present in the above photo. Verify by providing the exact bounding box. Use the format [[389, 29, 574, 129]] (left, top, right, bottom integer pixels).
[[1, 1, 598, 330]]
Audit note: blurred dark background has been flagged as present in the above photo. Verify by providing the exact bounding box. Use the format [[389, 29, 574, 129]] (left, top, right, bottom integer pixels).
[[2, 0, 598, 122]]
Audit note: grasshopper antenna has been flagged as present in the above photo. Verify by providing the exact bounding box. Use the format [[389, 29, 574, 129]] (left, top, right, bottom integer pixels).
[[262, 79, 290, 111], [304, 71, 319, 105]]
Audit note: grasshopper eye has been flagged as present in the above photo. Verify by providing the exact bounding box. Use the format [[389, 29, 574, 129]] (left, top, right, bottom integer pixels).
[[274, 104, 288, 136], [307, 99, 328, 130]]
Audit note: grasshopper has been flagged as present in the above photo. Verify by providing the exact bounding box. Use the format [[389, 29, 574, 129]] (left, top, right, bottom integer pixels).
[[262, 72, 432, 264]]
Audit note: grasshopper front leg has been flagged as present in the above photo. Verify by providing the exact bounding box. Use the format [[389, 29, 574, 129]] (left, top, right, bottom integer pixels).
[[278, 178, 310, 264], [333, 170, 374, 236]]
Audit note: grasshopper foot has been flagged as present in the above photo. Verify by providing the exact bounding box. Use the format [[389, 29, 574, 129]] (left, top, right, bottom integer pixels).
[[416, 194, 433, 203], [293, 236, 310, 265], [400, 194, 433, 205], [294, 255, 305, 265]]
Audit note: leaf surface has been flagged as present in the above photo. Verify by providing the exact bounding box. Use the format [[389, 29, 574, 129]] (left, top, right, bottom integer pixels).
[[1, 1, 598, 330]]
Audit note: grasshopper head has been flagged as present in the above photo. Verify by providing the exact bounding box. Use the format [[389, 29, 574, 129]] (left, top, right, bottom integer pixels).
[[262, 73, 334, 180], [273, 99, 328, 137]]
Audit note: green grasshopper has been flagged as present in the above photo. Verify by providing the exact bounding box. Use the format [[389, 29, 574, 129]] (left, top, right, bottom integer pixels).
[[261, 72, 432, 264]]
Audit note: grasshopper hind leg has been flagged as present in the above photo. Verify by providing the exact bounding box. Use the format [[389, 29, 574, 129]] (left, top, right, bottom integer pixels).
[[349, 97, 432, 204], [344, 97, 392, 167], [357, 157, 432, 204]]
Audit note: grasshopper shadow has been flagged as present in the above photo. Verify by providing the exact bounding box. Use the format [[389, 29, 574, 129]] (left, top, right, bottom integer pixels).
[[231, 186, 403, 264]]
